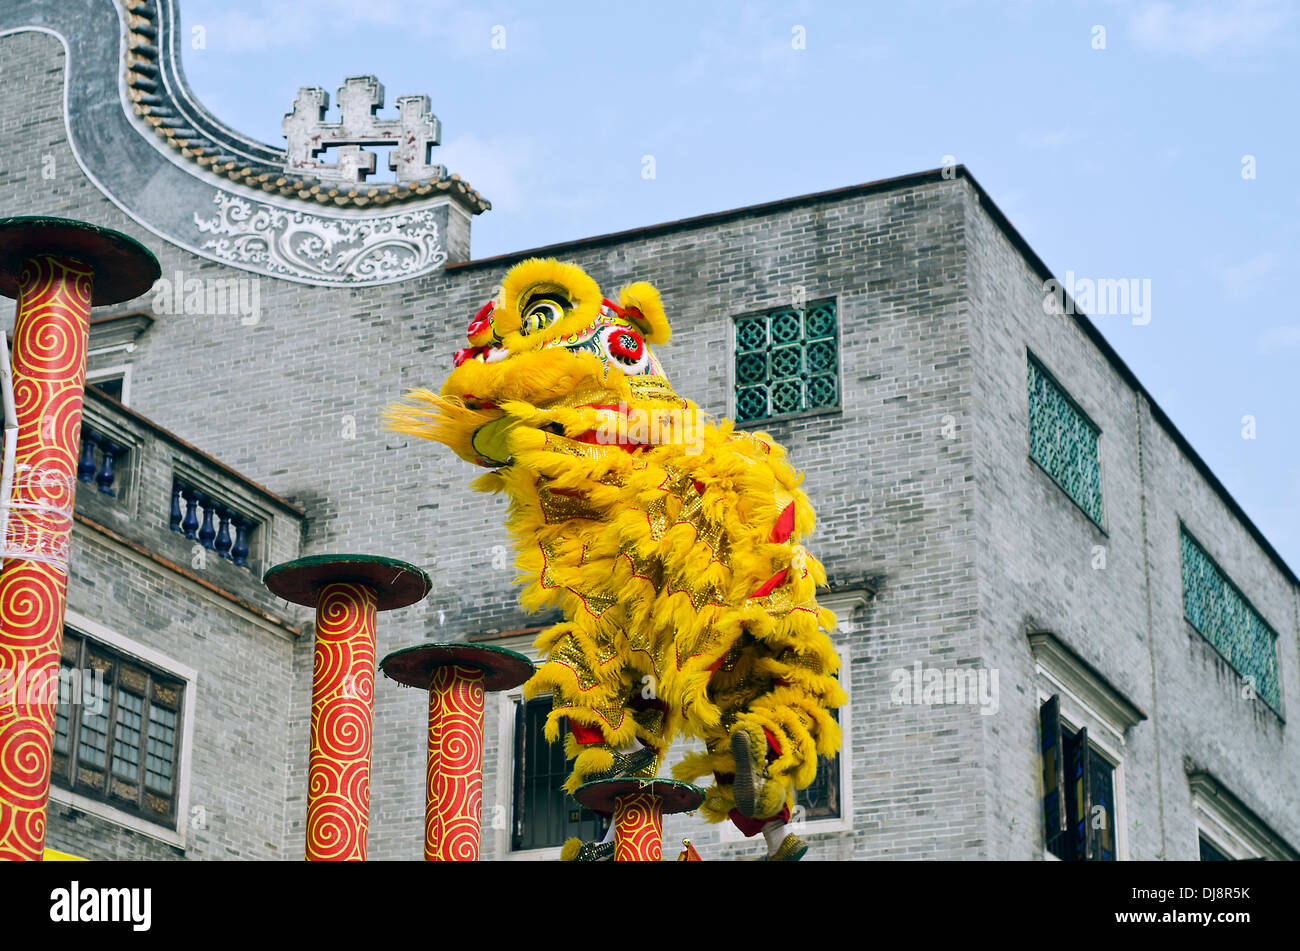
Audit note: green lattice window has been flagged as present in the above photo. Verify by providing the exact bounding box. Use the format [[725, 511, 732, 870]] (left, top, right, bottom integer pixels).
[[1027, 356, 1103, 526], [1180, 528, 1281, 713], [735, 300, 839, 423]]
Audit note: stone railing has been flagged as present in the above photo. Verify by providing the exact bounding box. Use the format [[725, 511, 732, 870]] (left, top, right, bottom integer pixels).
[[168, 480, 257, 569], [77, 425, 127, 498], [73, 386, 306, 601]]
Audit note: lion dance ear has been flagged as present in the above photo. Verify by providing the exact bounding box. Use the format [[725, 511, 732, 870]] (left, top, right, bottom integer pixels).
[[618, 281, 671, 345]]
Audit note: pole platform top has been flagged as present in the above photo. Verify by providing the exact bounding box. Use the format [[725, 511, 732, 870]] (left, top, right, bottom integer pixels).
[[0, 216, 160, 305], [263, 554, 431, 610], [574, 778, 705, 815], [380, 642, 535, 692]]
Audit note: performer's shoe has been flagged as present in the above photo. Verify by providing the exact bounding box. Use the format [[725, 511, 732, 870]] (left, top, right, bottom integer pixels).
[[585, 745, 656, 784], [765, 833, 808, 862], [561, 837, 614, 862], [730, 730, 785, 819]]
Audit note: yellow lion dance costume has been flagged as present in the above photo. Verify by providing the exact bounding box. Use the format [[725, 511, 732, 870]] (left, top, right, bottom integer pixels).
[[386, 260, 844, 860]]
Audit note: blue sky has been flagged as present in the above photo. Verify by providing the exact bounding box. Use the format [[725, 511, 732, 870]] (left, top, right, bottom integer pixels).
[[179, 0, 1300, 571]]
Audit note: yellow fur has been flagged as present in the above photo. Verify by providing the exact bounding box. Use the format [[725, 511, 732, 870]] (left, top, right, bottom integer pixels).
[[618, 281, 671, 344]]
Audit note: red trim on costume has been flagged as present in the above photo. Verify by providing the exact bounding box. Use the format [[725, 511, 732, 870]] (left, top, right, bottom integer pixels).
[[770, 501, 796, 543], [762, 728, 780, 760], [572, 431, 650, 453], [727, 805, 791, 838], [628, 695, 668, 713], [570, 723, 605, 745], [750, 568, 789, 598], [453, 346, 485, 368]]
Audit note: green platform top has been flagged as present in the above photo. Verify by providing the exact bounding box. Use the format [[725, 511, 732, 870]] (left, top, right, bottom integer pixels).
[[0, 216, 160, 305], [263, 554, 431, 611], [574, 777, 705, 816], [380, 642, 535, 692]]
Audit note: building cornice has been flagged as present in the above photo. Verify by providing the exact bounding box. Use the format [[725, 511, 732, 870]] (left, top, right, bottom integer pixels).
[[1029, 630, 1147, 735]]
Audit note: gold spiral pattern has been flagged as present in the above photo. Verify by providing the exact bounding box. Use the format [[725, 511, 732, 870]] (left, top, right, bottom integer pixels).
[[0, 253, 93, 860], [12, 257, 91, 381], [614, 791, 663, 861], [426, 664, 485, 861], [305, 582, 377, 861]]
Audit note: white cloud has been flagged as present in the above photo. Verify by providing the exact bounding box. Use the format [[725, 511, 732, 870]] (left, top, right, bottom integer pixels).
[[1127, 1, 1295, 58], [1210, 251, 1277, 297]]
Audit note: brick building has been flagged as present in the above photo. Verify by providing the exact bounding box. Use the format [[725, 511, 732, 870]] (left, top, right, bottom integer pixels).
[[1, 0, 1295, 861]]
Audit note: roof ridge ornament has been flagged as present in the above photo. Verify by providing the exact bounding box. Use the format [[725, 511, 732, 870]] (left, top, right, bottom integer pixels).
[[282, 75, 446, 185]]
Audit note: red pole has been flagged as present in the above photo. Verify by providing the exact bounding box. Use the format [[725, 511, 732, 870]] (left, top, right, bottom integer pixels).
[[264, 554, 431, 861], [613, 791, 663, 862], [0, 254, 93, 860], [0, 218, 156, 861], [425, 664, 485, 861], [305, 581, 378, 861], [379, 642, 534, 861]]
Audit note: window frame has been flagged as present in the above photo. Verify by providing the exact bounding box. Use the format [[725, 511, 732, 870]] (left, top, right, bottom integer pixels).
[[1024, 349, 1108, 533], [494, 684, 568, 861], [1187, 769, 1298, 861], [1035, 685, 1129, 861], [49, 611, 197, 850], [729, 297, 842, 427], [86, 364, 132, 406]]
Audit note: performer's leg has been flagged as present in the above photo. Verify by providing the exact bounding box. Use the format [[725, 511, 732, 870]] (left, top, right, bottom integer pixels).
[[673, 637, 842, 858], [525, 622, 665, 793]]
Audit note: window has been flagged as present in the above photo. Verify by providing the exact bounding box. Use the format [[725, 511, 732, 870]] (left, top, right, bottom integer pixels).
[[1188, 769, 1296, 860], [86, 372, 126, 403], [1027, 354, 1103, 527], [511, 697, 607, 851], [734, 300, 839, 423], [1199, 836, 1231, 861], [795, 707, 840, 822], [52, 629, 185, 829], [1040, 695, 1116, 861], [1179, 527, 1281, 713]]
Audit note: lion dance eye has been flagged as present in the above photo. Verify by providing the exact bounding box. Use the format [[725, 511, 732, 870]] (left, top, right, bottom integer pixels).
[[603, 325, 648, 372], [521, 300, 564, 335]]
